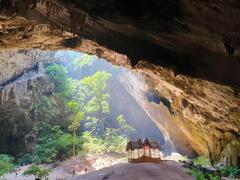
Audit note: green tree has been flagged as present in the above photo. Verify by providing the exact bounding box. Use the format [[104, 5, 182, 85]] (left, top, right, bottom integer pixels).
[[23, 165, 51, 180], [80, 71, 111, 134], [117, 115, 135, 138], [73, 54, 95, 70], [45, 63, 73, 97], [67, 101, 84, 159], [0, 154, 14, 178], [32, 124, 63, 163]]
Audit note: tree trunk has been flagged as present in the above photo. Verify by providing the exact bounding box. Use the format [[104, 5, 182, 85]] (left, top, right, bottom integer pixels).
[[73, 129, 76, 159]]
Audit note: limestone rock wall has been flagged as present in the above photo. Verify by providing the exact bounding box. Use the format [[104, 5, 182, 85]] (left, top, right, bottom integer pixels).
[[0, 50, 57, 155], [135, 61, 240, 166]]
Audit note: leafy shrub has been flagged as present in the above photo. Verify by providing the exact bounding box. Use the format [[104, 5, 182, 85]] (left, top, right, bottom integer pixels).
[[32, 124, 82, 163], [189, 156, 240, 180], [17, 153, 33, 165], [56, 133, 82, 158], [189, 168, 220, 180], [189, 168, 205, 180], [207, 173, 220, 180], [82, 131, 127, 155], [102, 135, 127, 153], [23, 165, 51, 180], [219, 166, 240, 178], [193, 156, 211, 167], [82, 131, 105, 154], [0, 154, 14, 177]]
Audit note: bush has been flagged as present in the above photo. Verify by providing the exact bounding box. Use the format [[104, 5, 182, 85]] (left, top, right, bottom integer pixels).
[[0, 154, 14, 177], [17, 153, 33, 165], [82, 131, 127, 155], [193, 156, 211, 167], [189, 156, 240, 180], [23, 165, 51, 180], [189, 168, 205, 180], [32, 124, 82, 164], [56, 133, 82, 158], [219, 166, 240, 178], [102, 135, 127, 153], [82, 131, 105, 154], [189, 168, 220, 180]]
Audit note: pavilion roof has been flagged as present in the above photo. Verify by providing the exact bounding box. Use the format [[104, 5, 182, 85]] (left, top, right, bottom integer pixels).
[[126, 138, 160, 151]]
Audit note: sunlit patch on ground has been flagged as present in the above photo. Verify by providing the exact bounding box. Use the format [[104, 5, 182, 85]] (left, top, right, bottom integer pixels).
[[162, 152, 189, 162]]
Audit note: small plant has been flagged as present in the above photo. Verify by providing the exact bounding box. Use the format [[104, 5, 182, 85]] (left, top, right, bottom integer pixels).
[[0, 154, 14, 178], [23, 165, 51, 180], [219, 166, 240, 179], [189, 168, 220, 180], [193, 156, 211, 167], [206, 173, 220, 180], [189, 168, 205, 180]]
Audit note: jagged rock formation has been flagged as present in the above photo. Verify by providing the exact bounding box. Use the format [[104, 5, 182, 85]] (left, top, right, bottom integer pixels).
[[0, 0, 239, 166], [0, 50, 67, 155], [133, 61, 240, 166], [119, 70, 197, 157], [1, 0, 240, 87]]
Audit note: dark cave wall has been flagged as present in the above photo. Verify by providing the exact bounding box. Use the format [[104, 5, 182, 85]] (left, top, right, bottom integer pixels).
[[1, 0, 240, 88]]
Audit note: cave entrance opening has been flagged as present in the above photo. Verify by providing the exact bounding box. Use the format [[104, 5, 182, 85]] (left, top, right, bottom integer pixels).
[[0, 49, 186, 175]]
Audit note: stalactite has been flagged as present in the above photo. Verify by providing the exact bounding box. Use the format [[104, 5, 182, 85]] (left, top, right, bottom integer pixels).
[[68, 8, 87, 36], [9, 0, 93, 36], [37, 0, 64, 17], [10, 0, 38, 13]]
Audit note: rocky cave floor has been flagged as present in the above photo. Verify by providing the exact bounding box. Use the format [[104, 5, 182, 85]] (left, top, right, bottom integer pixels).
[[5, 154, 194, 180]]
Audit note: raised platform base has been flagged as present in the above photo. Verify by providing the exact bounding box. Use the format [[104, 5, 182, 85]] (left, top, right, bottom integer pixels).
[[128, 156, 161, 163]]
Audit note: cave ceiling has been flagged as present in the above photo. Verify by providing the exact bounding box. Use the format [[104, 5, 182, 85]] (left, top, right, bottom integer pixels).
[[0, 0, 240, 88]]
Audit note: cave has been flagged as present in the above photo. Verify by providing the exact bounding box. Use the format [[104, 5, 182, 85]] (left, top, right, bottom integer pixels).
[[0, 0, 240, 179]]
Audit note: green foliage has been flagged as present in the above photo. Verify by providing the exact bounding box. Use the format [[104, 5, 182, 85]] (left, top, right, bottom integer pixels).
[[56, 134, 76, 157], [207, 174, 220, 180], [117, 115, 135, 138], [82, 131, 127, 155], [80, 71, 111, 133], [23, 165, 51, 180], [189, 165, 240, 180], [189, 168, 220, 180], [67, 100, 84, 157], [67, 101, 84, 133], [103, 128, 127, 153], [73, 54, 95, 70], [45, 63, 73, 97], [219, 166, 240, 178], [193, 156, 211, 167], [31, 124, 81, 163], [189, 168, 206, 180], [0, 154, 14, 177], [189, 156, 240, 180], [82, 131, 105, 154], [17, 153, 33, 165], [80, 71, 111, 95]]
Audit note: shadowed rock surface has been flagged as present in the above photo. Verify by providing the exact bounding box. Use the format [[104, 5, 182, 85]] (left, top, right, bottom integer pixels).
[[71, 162, 194, 180], [1, 0, 240, 87]]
